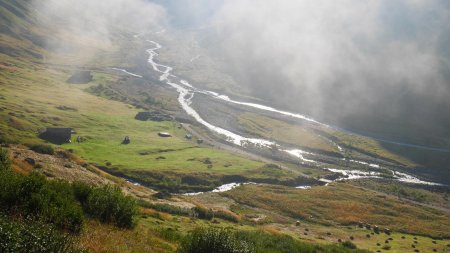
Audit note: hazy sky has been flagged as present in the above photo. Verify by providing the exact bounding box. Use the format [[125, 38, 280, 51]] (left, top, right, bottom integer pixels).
[[191, 0, 450, 142]]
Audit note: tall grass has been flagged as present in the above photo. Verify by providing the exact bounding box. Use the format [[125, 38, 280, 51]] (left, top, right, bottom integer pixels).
[[178, 228, 254, 253], [179, 228, 370, 253], [0, 147, 11, 171]]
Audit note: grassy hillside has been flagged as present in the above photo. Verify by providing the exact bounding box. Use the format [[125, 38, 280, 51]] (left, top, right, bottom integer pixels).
[[2, 53, 294, 191], [2, 1, 450, 253]]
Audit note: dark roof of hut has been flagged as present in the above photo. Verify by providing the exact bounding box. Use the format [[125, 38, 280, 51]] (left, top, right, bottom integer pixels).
[[39, 128, 72, 144]]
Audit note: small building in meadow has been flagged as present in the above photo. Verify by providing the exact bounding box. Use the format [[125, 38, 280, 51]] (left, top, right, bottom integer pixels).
[[158, 132, 172, 138], [39, 128, 72, 144]]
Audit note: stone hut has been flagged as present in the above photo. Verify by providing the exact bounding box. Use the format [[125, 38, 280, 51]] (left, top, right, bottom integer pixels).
[[39, 128, 72, 144]]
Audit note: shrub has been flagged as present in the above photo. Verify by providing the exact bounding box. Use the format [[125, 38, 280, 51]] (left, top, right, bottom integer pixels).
[[0, 148, 11, 171], [193, 206, 214, 220], [27, 179, 84, 233], [73, 181, 93, 205], [0, 215, 86, 253], [0, 170, 84, 233], [342, 240, 357, 249], [382, 245, 391, 250], [83, 185, 137, 228], [178, 228, 254, 253], [29, 144, 54, 155]]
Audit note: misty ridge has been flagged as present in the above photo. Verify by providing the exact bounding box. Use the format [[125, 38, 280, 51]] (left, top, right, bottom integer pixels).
[[32, 0, 450, 146], [31, 0, 167, 62], [202, 0, 450, 145]]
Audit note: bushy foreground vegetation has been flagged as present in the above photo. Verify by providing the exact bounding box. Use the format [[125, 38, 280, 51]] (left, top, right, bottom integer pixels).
[[0, 147, 137, 228], [0, 147, 138, 251], [0, 215, 86, 253], [76, 183, 137, 228], [179, 228, 370, 253]]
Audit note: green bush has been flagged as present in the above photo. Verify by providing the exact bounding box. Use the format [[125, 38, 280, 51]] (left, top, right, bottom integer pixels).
[[178, 228, 254, 253], [29, 144, 54, 155], [0, 215, 86, 253], [27, 180, 85, 233], [83, 185, 137, 228], [73, 181, 93, 205], [0, 151, 138, 233], [0, 148, 11, 171], [342, 241, 357, 249], [0, 170, 84, 233], [193, 206, 214, 220]]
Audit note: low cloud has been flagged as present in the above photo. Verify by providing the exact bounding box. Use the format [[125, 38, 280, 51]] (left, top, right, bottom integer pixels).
[[32, 0, 167, 64], [203, 0, 450, 141]]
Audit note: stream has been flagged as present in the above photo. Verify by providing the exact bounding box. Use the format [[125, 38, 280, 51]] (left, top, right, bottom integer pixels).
[[117, 37, 445, 192]]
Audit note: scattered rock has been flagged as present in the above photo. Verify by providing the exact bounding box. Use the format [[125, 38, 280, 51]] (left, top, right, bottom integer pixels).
[[158, 132, 172, 138], [67, 71, 92, 84], [373, 225, 380, 234], [295, 221, 300, 226], [326, 232, 331, 236], [64, 164, 73, 168], [203, 158, 212, 165], [135, 111, 173, 122], [122, 136, 130, 144], [366, 234, 371, 238], [24, 157, 35, 166], [56, 105, 78, 112]]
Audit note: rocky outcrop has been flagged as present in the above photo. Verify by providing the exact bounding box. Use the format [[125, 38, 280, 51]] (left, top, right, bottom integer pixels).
[[135, 111, 173, 122], [67, 71, 93, 84]]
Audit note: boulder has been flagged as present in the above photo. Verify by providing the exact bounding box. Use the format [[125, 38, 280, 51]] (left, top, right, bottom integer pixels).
[[67, 71, 92, 84], [135, 111, 173, 122], [24, 157, 35, 166]]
